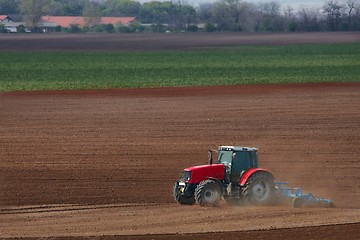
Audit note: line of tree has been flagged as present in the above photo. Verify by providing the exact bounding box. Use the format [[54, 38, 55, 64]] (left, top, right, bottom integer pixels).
[[1, 0, 359, 32]]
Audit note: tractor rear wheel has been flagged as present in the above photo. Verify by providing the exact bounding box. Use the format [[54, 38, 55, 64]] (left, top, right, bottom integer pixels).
[[243, 172, 275, 205], [195, 180, 222, 207], [173, 182, 195, 205]]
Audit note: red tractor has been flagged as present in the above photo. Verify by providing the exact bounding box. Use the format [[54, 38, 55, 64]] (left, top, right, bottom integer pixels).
[[173, 146, 276, 206]]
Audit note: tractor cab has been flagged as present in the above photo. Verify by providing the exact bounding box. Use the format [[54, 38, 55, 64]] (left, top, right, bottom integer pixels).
[[211, 146, 259, 184]]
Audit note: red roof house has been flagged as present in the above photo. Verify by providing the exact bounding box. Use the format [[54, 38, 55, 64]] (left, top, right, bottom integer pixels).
[[101, 17, 136, 25], [0, 15, 13, 22], [41, 16, 136, 28], [41, 16, 84, 28]]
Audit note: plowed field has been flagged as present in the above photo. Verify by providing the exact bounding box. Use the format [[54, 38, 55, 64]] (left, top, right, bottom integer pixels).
[[0, 32, 359, 51], [1, 32, 360, 239], [1, 82, 360, 239]]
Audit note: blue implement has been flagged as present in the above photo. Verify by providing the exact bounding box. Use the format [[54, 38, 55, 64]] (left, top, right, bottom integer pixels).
[[275, 182, 334, 208]]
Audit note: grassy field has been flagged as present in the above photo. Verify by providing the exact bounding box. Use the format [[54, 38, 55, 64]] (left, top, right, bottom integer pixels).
[[0, 43, 359, 92]]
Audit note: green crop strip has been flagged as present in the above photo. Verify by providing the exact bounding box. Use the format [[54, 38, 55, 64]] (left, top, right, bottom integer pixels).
[[0, 43, 359, 92]]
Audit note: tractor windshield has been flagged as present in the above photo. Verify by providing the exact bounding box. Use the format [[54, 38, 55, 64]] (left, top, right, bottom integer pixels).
[[216, 150, 233, 167]]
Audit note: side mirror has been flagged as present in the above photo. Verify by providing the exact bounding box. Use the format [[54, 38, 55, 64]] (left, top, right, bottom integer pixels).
[[208, 149, 213, 165]]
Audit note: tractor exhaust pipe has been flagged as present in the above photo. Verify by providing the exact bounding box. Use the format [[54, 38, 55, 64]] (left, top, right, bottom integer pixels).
[[208, 149, 213, 165]]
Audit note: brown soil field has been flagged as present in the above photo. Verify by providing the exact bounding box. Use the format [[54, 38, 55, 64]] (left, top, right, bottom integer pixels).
[[0, 82, 360, 239], [0, 32, 359, 51], [1, 31, 360, 239]]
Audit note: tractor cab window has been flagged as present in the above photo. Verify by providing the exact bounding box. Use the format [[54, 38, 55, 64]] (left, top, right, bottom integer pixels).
[[232, 152, 250, 170], [230, 151, 256, 184], [217, 150, 233, 183], [216, 150, 233, 167], [249, 151, 258, 167]]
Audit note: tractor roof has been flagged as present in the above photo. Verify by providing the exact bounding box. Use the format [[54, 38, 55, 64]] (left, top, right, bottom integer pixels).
[[218, 146, 257, 152]]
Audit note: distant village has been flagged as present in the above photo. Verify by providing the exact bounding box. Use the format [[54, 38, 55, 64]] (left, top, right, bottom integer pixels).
[[1, 15, 140, 33], [0, 0, 359, 33]]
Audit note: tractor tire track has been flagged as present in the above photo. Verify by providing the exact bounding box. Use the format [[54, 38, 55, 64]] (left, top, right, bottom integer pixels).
[[0, 203, 167, 215]]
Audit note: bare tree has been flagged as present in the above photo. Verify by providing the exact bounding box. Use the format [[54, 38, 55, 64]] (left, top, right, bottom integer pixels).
[[198, 3, 214, 24], [83, 2, 102, 28], [297, 7, 322, 31], [212, 1, 228, 31], [19, 0, 56, 30], [284, 5, 294, 18], [238, 1, 257, 32], [223, 0, 242, 30], [346, 0, 356, 30], [256, 1, 283, 31], [354, 1, 360, 30], [323, 1, 346, 31], [284, 5, 297, 31]]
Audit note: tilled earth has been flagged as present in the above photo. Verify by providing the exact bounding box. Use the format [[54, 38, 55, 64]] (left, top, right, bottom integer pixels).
[[0, 32, 359, 51], [0, 82, 359, 239]]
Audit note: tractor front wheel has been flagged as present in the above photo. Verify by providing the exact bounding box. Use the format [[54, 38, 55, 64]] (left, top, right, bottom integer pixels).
[[243, 172, 275, 206], [173, 182, 195, 205], [195, 180, 222, 207]]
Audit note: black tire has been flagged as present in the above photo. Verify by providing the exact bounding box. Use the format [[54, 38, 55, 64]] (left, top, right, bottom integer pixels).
[[173, 182, 195, 205], [243, 172, 275, 206], [195, 180, 222, 207]]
